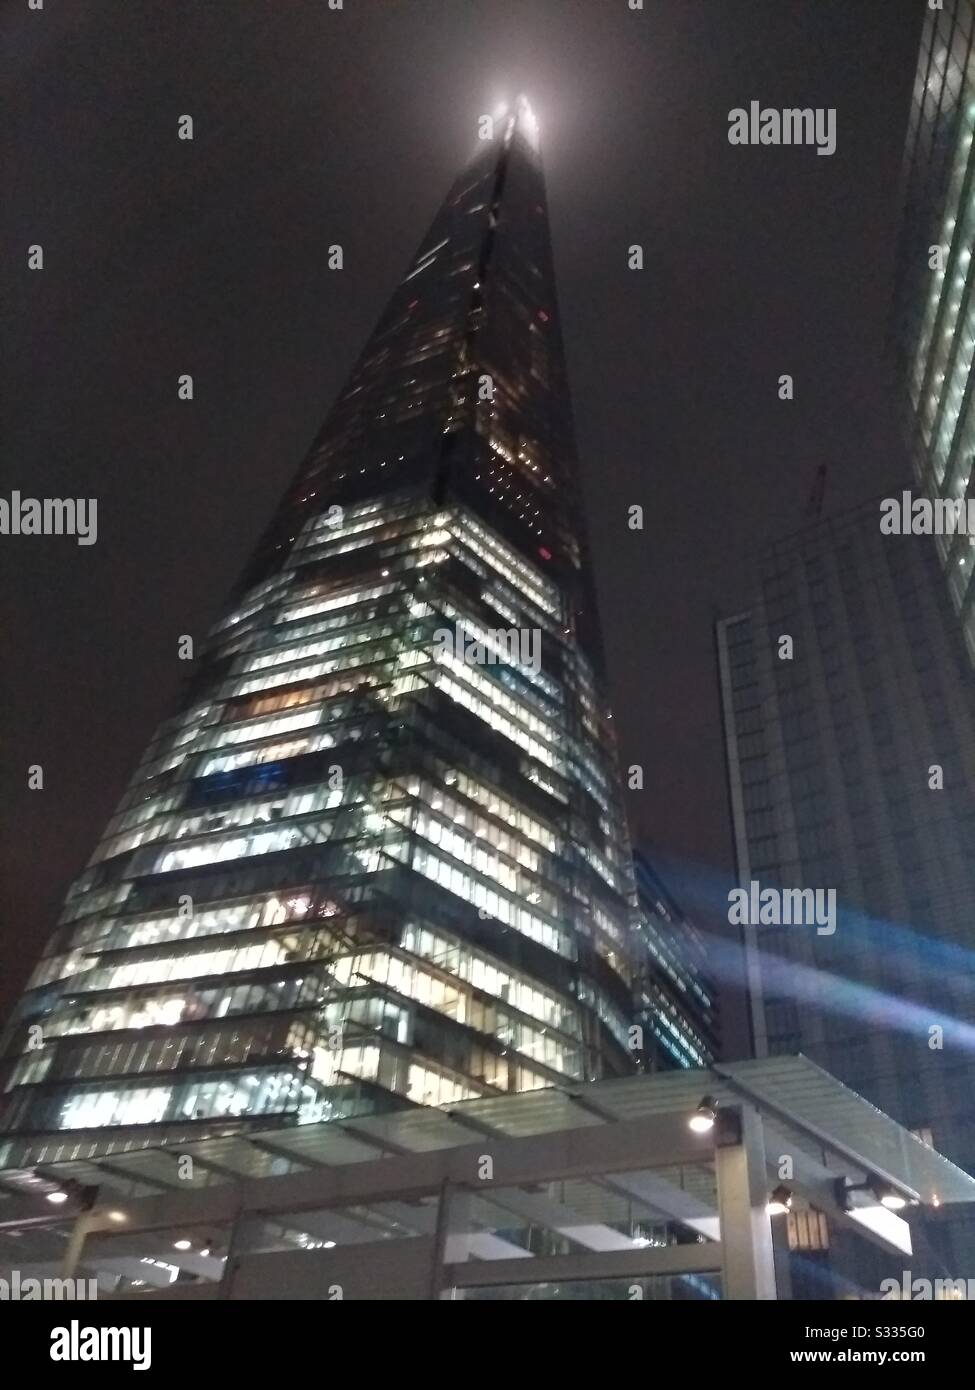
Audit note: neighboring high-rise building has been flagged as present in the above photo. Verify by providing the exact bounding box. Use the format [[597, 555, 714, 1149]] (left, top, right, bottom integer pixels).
[[0, 99, 645, 1170], [716, 500, 975, 1285], [631, 851, 718, 1072], [892, 0, 975, 662]]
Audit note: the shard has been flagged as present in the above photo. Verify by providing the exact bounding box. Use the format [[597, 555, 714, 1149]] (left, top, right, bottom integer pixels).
[[0, 99, 641, 1168]]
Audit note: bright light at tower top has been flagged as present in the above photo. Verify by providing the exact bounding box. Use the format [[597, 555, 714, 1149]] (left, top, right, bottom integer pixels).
[[491, 95, 540, 151], [515, 95, 540, 150]]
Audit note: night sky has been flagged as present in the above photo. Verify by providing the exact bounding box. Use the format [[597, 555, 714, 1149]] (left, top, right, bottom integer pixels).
[[2, 0, 923, 1049]]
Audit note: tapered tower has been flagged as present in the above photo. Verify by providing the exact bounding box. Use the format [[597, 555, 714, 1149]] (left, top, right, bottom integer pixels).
[[1, 100, 639, 1168]]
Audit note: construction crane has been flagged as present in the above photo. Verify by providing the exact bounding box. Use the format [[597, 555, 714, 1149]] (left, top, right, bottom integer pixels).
[[806, 462, 827, 519]]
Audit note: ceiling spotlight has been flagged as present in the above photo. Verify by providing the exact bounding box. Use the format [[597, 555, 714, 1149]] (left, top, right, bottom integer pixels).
[[41, 1178, 99, 1210], [689, 1096, 718, 1133], [173, 1239, 192, 1251], [766, 1185, 793, 1217], [106, 1210, 128, 1224], [836, 1176, 917, 1214]]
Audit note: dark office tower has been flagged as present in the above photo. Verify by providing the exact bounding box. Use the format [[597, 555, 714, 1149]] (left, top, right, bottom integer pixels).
[[716, 501, 975, 1285], [631, 852, 718, 1072], [0, 99, 639, 1169], [892, 0, 975, 662]]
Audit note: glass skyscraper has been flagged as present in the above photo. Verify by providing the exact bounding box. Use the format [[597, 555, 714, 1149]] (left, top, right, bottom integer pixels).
[[892, 0, 975, 662], [717, 500, 975, 1285], [0, 99, 643, 1170]]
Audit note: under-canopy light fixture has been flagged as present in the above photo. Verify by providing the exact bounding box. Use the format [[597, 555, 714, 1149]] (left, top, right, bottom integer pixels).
[[689, 1095, 718, 1133], [766, 1185, 793, 1217], [39, 1177, 99, 1210], [836, 1177, 917, 1213]]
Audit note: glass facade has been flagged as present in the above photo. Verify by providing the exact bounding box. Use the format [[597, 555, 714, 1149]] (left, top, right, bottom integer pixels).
[[716, 501, 975, 1283], [631, 852, 717, 1072], [0, 99, 648, 1169], [892, 0, 975, 662]]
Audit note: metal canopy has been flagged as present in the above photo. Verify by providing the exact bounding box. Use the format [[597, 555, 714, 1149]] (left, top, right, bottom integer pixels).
[[2, 1055, 973, 1207], [716, 1057, 975, 1205]]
